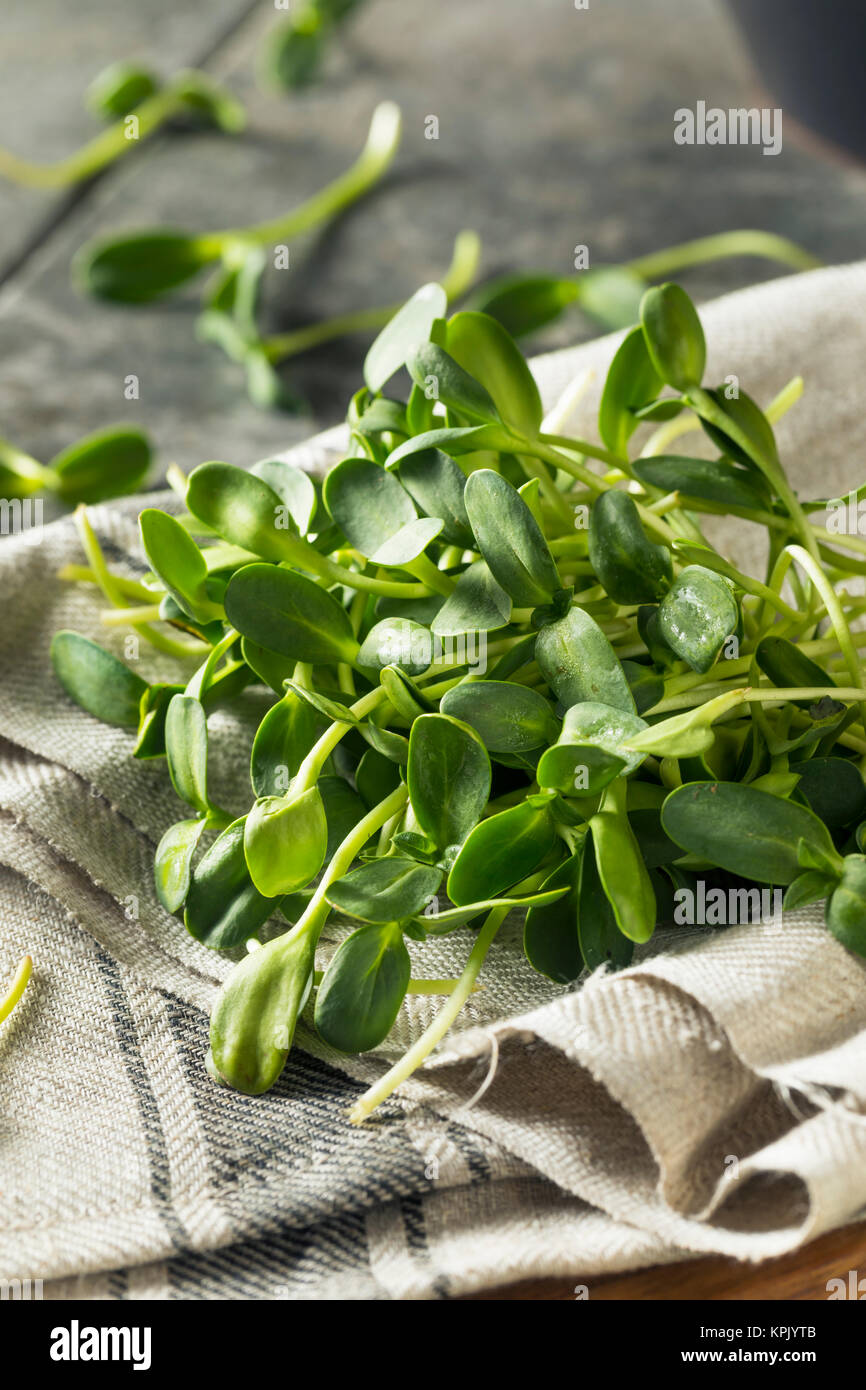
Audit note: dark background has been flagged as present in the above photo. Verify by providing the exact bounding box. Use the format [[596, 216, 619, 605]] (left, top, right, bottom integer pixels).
[[0, 0, 863, 477]]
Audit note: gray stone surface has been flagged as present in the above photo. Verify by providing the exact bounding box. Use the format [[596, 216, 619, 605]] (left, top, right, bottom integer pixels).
[[0, 0, 864, 481]]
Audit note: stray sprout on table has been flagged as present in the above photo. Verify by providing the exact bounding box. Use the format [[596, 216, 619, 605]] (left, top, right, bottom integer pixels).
[[0, 61, 245, 189], [52, 277, 866, 1125], [259, 1, 369, 93]]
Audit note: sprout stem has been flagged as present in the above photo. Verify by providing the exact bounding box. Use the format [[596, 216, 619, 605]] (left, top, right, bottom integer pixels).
[[0, 955, 32, 1025], [349, 905, 509, 1124], [263, 229, 480, 363]]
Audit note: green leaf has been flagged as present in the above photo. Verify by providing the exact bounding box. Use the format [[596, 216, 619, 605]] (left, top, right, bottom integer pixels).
[[74, 229, 214, 303], [537, 701, 647, 795], [395, 448, 473, 548], [431, 560, 511, 636], [325, 858, 442, 923], [241, 637, 296, 694], [391, 830, 439, 865], [633, 399, 686, 424], [0, 440, 47, 498], [250, 690, 324, 797], [186, 462, 297, 560], [440, 679, 558, 754], [49, 426, 151, 504], [386, 423, 516, 468], [314, 922, 411, 1052], [243, 788, 328, 897], [783, 869, 834, 913], [360, 723, 410, 765], [364, 282, 448, 392], [407, 713, 491, 853], [260, 15, 326, 90], [523, 852, 584, 983], [171, 71, 246, 133], [467, 272, 580, 337], [656, 565, 739, 674], [588, 489, 672, 604], [209, 926, 316, 1093], [357, 617, 433, 676], [444, 310, 543, 436], [825, 857, 866, 955], [578, 831, 635, 970], [319, 775, 369, 860], [140, 508, 221, 623], [590, 800, 656, 943], [598, 325, 663, 456], [628, 806, 680, 868], [224, 563, 359, 665], [755, 635, 836, 708], [690, 387, 779, 471], [324, 456, 429, 564], [621, 660, 664, 715], [640, 283, 706, 390], [463, 469, 560, 606], [51, 631, 148, 728], [356, 748, 401, 810], [165, 694, 210, 813], [251, 457, 317, 534], [154, 817, 206, 914], [631, 454, 771, 511], [661, 781, 841, 885], [794, 757, 866, 830], [447, 799, 557, 906], [185, 817, 277, 948], [380, 664, 432, 720], [282, 680, 359, 726], [623, 687, 746, 759], [578, 266, 647, 330], [535, 606, 635, 713], [133, 681, 183, 759], [406, 343, 501, 425], [350, 393, 408, 443], [86, 60, 159, 119]]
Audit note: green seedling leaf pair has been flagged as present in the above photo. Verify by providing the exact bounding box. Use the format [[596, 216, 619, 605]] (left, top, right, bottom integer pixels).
[[0, 426, 151, 505], [0, 62, 244, 190], [76, 102, 401, 304], [469, 230, 817, 341]]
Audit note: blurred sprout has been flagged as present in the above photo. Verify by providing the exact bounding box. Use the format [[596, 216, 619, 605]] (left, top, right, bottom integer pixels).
[[0, 62, 245, 189], [0, 426, 151, 506], [260, 0, 368, 91], [85, 61, 160, 120]]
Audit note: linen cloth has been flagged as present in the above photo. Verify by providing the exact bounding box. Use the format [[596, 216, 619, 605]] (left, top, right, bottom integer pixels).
[[1, 262, 866, 1300]]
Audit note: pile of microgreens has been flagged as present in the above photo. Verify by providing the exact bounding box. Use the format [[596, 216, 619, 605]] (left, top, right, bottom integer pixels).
[[51, 275, 866, 1123]]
